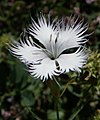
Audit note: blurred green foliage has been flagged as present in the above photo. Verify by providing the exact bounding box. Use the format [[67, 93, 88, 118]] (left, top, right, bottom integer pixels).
[[0, 0, 100, 120], [93, 110, 100, 120]]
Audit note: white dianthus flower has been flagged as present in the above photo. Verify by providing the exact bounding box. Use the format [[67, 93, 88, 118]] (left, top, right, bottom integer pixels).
[[9, 14, 89, 81]]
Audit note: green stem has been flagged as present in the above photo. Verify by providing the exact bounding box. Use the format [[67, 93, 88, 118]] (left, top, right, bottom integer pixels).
[[26, 106, 42, 120], [27, 107, 41, 120], [55, 98, 59, 120], [60, 80, 75, 97]]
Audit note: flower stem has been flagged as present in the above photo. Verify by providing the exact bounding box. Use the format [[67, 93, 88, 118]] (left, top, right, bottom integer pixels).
[[55, 98, 59, 120]]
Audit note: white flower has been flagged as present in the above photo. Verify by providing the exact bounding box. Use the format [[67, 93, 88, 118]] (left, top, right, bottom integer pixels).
[[9, 14, 89, 81]]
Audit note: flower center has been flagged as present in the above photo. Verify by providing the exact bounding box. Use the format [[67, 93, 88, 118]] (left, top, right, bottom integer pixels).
[[45, 33, 59, 60], [50, 57, 55, 60]]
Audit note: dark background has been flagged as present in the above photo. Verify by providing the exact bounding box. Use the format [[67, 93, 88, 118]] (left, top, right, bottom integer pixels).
[[0, 0, 100, 120]]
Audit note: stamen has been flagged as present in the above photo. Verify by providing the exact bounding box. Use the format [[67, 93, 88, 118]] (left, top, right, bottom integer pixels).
[[50, 34, 52, 42], [55, 33, 59, 43], [49, 34, 56, 58]]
